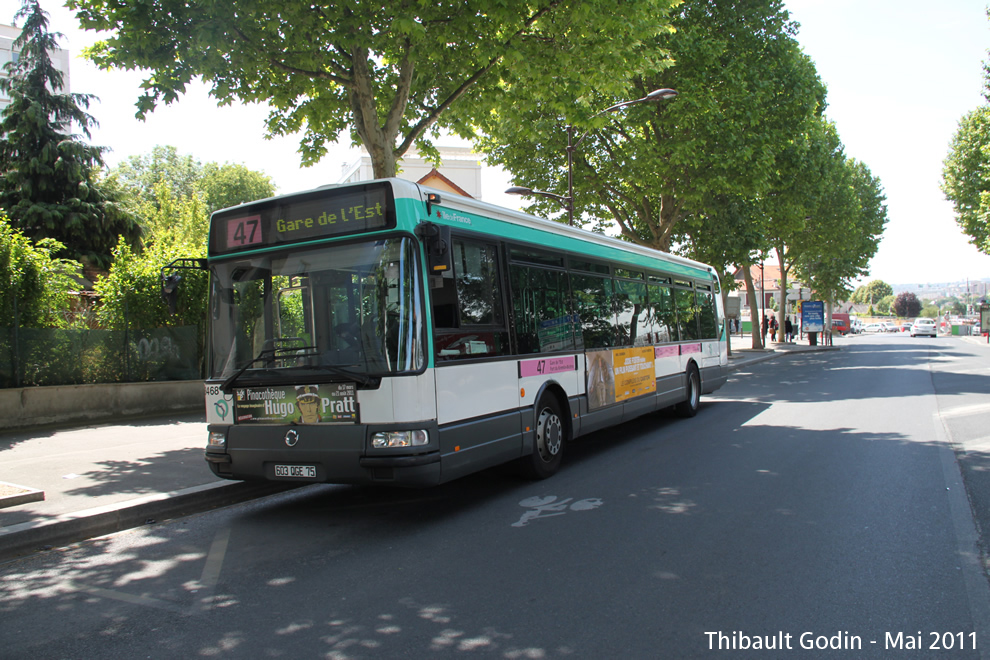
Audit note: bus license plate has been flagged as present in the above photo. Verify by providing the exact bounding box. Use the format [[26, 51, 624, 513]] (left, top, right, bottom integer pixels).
[[274, 464, 316, 479]]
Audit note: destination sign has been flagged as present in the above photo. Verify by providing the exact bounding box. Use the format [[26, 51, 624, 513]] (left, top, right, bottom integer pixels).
[[211, 183, 394, 255]]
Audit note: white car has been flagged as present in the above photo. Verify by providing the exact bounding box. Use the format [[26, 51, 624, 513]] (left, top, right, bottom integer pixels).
[[910, 318, 937, 337], [863, 323, 884, 333]]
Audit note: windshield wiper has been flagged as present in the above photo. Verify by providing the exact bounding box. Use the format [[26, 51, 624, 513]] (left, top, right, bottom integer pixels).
[[221, 346, 379, 391], [220, 347, 278, 393]]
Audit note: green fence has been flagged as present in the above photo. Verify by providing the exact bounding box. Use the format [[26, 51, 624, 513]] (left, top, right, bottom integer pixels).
[[0, 325, 203, 388]]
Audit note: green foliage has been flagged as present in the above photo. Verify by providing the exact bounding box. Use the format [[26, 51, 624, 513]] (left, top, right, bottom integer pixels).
[[0, 213, 81, 328], [876, 294, 895, 316], [94, 187, 208, 331], [0, 0, 141, 269], [199, 161, 276, 212], [942, 105, 990, 254], [68, 0, 677, 178], [108, 145, 276, 222], [791, 155, 888, 304], [894, 292, 922, 318], [919, 304, 939, 319], [479, 0, 825, 252], [851, 280, 894, 305]]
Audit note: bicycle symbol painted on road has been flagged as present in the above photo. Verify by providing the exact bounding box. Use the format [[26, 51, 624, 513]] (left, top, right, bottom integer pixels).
[[511, 495, 603, 527]]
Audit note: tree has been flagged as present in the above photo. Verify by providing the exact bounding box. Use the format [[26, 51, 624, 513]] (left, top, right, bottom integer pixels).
[[0, 0, 140, 269], [893, 292, 922, 318], [95, 183, 209, 331], [876, 294, 895, 316], [478, 0, 825, 251], [68, 0, 677, 178], [941, 8, 990, 258], [0, 213, 80, 328], [851, 280, 893, 305], [942, 105, 990, 255], [758, 115, 848, 339], [109, 145, 203, 210], [676, 194, 768, 349], [198, 162, 277, 213], [108, 145, 277, 220], [792, 158, 888, 310]]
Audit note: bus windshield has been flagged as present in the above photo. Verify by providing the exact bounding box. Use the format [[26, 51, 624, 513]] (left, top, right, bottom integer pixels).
[[209, 236, 424, 385]]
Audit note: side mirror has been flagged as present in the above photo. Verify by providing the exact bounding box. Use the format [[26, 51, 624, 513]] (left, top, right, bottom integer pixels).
[[159, 257, 208, 316], [416, 222, 453, 275], [162, 272, 182, 315]]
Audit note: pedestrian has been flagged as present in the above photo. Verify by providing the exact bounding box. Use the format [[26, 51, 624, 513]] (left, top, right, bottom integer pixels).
[[770, 316, 778, 342], [785, 317, 793, 342], [761, 314, 769, 347]]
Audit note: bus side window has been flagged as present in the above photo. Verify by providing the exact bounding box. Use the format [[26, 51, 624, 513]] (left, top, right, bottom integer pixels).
[[696, 287, 718, 339], [615, 278, 649, 346], [649, 284, 676, 343], [674, 286, 700, 341], [434, 239, 509, 359], [571, 272, 614, 349], [509, 264, 576, 354]]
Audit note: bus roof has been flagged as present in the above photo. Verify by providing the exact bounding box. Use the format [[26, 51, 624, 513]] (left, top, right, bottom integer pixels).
[[386, 178, 717, 281], [212, 177, 717, 281]]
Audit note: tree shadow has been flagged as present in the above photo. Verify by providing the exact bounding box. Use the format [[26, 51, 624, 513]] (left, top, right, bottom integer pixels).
[[3, 396, 982, 659]]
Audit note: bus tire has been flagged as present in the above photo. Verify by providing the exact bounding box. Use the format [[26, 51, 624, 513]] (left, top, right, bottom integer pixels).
[[520, 394, 566, 479], [675, 364, 701, 418]]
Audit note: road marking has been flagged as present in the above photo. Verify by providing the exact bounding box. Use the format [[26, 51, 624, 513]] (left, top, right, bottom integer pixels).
[[71, 582, 186, 614], [192, 526, 231, 613], [938, 402, 990, 419], [511, 495, 602, 527]]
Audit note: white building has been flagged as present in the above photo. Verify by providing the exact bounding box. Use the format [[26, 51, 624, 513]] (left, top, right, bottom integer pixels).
[[339, 145, 484, 199], [0, 23, 72, 113]]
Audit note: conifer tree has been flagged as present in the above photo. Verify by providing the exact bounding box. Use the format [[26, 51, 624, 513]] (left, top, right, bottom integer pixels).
[[0, 0, 139, 269]]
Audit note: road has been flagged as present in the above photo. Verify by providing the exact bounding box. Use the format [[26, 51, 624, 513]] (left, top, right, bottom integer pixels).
[[1, 335, 989, 658]]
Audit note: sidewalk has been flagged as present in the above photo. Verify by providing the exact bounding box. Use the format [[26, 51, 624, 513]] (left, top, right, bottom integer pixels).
[[0, 340, 837, 562]]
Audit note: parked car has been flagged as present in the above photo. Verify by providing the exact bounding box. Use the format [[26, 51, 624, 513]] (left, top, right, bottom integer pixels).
[[910, 318, 937, 337], [881, 322, 898, 333], [899, 322, 912, 332], [863, 323, 884, 333]]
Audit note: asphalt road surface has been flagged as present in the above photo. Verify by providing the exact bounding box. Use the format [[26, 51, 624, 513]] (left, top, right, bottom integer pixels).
[[2, 335, 989, 659]]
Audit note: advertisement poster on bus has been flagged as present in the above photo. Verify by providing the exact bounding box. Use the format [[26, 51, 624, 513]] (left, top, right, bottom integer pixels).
[[587, 347, 656, 410], [234, 383, 358, 424]]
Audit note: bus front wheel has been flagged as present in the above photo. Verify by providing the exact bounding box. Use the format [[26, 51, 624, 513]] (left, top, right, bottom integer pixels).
[[674, 365, 701, 418], [521, 395, 566, 479]]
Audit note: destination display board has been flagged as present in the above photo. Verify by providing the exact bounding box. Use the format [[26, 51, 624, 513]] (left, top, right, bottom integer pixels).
[[210, 182, 395, 255]]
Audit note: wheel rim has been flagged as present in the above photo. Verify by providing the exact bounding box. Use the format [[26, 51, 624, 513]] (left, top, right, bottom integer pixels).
[[536, 407, 563, 462]]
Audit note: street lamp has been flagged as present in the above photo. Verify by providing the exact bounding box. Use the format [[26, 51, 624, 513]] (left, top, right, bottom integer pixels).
[[507, 88, 678, 226]]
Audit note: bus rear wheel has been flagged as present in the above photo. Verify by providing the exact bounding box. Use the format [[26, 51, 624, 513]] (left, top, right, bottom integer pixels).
[[674, 365, 701, 418], [520, 395, 566, 479]]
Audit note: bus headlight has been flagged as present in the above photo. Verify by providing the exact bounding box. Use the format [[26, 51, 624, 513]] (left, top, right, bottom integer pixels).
[[207, 431, 226, 449], [371, 430, 429, 448]]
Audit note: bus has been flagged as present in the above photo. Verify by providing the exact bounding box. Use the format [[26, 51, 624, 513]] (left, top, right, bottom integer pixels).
[[164, 178, 727, 487]]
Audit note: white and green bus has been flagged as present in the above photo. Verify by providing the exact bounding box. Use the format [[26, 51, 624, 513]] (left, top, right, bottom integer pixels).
[[177, 178, 727, 487]]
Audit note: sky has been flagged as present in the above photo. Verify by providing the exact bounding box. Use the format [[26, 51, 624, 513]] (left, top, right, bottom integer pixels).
[[2, 0, 990, 287]]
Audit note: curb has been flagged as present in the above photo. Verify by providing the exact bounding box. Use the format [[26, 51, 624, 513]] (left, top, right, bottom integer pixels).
[[0, 480, 300, 563], [727, 345, 839, 373]]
